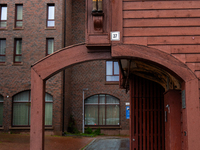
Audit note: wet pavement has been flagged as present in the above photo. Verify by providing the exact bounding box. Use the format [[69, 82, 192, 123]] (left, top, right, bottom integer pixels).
[[0, 133, 94, 150], [84, 138, 129, 150], [0, 133, 129, 150]]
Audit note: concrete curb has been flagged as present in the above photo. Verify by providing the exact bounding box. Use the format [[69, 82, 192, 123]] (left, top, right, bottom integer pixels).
[[82, 138, 97, 150]]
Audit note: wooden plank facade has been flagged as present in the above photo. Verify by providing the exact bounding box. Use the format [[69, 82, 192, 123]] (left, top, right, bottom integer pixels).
[[121, 0, 200, 79]]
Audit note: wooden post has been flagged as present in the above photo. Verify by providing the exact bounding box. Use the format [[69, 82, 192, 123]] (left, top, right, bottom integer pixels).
[[30, 68, 45, 150]]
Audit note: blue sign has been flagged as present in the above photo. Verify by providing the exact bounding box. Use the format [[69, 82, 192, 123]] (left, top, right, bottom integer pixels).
[[126, 106, 130, 119]]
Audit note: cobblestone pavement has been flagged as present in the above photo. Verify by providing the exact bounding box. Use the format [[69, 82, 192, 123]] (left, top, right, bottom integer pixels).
[[85, 138, 129, 150]]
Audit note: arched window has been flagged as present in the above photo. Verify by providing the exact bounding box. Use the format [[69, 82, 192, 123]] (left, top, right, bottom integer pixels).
[[85, 94, 120, 126], [12, 91, 53, 126], [0, 95, 3, 127], [13, 91, 31, 126]]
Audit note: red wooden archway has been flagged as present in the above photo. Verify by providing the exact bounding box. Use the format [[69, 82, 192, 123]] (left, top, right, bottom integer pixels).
[[30, 43, 199, 150]]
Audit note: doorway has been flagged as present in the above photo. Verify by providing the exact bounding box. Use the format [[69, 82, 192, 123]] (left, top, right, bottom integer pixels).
[[130, 75, 165, 150]]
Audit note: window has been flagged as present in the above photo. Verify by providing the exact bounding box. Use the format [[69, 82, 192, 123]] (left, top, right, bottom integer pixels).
[[0, 95, 3, 127], [0, 39, 6, 63], [0, 5, 7, 28], [15, 4, 23, 28], [12, 91, 53, 126], [106, 61, 119, 82], [47, 4, 55, 28], [85, 94, 120, 126], [14, 38, 22, 63], [13, 91, 31, 126], [46, 38, 54, 55], [45, 93, 53, 126]]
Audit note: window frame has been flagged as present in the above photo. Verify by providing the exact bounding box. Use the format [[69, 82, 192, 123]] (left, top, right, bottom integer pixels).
[[46, 38, 54, 55], [14, 38, 22, 63], [84, 94, 120, 127], [0, 95, 3, 127], [12, 90, 31, 127], [15, 4, 23, 28], [105, 61, 120, 82], [0, 5, 7, 29], [0, 39, 6, 63], [45, 93, 53, 127], [47, 4, 55, 28], [12, 91, 53, 127]]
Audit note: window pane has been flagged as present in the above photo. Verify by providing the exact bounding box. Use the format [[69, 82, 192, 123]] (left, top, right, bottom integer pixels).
[[47, 39, 54, 54], [106, 76, 119, 82], [114, 61, 119, 75], [99, 95, 105, 104], [47, 21, 55, 27], [85, 105, 98, 125], [0, 95, 3, 102], [13, 91, 29, 102], [45, 93, 53, 102], [17, 5, 23, 20], [16, 21, 23, 27], [106, 95, 119, 104], [15, 56, 22, 62], [0, 40, 6, 55], [99, 105, 105, 125], [85, 95, 98, 104], [106, 61, 112, 75], [16, 40, 22, 54], [13, 103, 29, 125], [45, 103, 52, 125], [0, 22, 7, 28], [48, 6, 55, 19], [0, 56, 5, 62], [1, 7, 7, 20], [0, 95, 3, 126], [106, 105, 119, 125]]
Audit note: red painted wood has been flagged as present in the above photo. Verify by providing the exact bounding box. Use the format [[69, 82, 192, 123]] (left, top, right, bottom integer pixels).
[[135, 76, 139, 150], [143, 78, 146, 150], [158, 86, 161, 150], [130, 75, 165, 150], [164, 90, 182, 150], [146, 80, 150, 150], [139, 77, 142, 150], [30, 69, 45, 150]]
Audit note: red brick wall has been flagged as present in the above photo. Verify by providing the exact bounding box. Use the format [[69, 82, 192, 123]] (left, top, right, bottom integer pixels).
[[0, 0, 130, 135], [64, 60, 130, 135], [0, 0, 64, 133]]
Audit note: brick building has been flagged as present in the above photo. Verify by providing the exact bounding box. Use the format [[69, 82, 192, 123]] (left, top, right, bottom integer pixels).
[[0, 0, 130, 136], [1, 0, 200, 150]]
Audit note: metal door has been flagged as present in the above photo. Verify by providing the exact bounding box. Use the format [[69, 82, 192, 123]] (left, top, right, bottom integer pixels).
[[130, 75, 165, 150]]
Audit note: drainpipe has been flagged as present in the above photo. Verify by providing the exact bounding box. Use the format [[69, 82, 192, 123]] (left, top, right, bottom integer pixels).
[[82, 88, 88, 133], [62, 0, 67, 135]]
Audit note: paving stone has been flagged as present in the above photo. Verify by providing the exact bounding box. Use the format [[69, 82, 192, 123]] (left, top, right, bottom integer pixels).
[[85, 138, 129, 150]]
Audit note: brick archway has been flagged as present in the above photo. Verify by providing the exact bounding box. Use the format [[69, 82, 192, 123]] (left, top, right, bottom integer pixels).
[[31, 43, 199, 150]]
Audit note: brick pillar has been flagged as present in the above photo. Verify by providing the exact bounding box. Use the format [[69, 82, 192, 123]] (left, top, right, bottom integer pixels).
[[30, 68, 45, 150], [164, 90, 182, 150]]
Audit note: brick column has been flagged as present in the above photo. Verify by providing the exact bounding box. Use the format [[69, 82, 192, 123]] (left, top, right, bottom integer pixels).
[[30, 68, 45, 150]]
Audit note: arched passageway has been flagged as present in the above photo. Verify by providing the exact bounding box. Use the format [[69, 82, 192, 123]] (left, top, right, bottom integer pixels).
[[30, 43, 199, 150]]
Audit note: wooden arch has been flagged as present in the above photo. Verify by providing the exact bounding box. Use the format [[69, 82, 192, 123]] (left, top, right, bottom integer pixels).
[[30, 43, 199, 150], [112, 44, 196, 82]]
